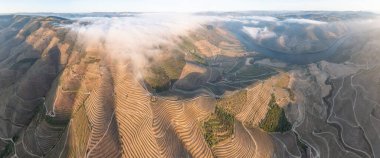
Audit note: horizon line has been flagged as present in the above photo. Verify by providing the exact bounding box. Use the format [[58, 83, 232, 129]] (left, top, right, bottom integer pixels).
[[0, 10, 378, 14]]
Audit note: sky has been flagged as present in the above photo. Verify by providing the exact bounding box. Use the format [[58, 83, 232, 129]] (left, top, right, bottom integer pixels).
[[0, 0, 379, 13]]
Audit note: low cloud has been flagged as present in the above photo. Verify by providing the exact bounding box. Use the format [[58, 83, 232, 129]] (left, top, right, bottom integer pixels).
[[66, 13, 212, 72], [224, 15, 277, 24], [242, 26, 277, 40], [282, 18, 327, 25], [225, 15, 327, 25], [239, 16, 278, 22]]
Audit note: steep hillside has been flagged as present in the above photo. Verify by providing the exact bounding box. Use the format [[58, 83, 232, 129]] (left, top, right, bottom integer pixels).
[[1, 12, 379, 158], [0, 15, 292, 158]]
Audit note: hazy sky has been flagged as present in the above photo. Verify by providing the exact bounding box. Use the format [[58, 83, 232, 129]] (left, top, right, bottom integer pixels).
[[0, 0, 379, 13]]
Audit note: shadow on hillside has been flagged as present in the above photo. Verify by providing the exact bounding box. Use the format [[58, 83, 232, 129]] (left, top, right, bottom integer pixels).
[[153, 54, 279, 99]]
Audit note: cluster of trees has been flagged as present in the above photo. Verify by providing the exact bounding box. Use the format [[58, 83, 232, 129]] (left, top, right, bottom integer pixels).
[[215, 107, 234, 124], [259, 94, 292, 133], [203, 107, 234, 147], [203, 121, 217, 147], [215, 90, 247, 115]]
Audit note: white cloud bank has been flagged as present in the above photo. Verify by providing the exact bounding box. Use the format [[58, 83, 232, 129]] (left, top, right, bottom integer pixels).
[[282, 18, 327, 25], [66, 13, 213, 70], [242, 26, 277, 40]]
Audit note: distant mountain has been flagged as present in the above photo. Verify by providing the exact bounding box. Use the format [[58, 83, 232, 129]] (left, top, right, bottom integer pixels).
[[0, 12, 379, 158]]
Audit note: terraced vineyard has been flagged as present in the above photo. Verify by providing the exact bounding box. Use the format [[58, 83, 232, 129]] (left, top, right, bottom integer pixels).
[[0, 15, 292, 158], [1, 12, 379, 158], [203, 107, 234, 147]]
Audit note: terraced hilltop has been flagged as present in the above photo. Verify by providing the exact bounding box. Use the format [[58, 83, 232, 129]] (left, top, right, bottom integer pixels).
[[0, 12, 379, 158]]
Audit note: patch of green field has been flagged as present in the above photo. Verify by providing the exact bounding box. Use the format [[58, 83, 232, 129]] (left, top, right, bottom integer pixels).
[[203, 107, 234, 147], [259, 94, 292, 133], [216, 90, 247, 115]]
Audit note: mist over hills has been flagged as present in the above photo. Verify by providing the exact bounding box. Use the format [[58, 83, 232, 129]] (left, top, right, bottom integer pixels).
[[0, 11, 379, 158]]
